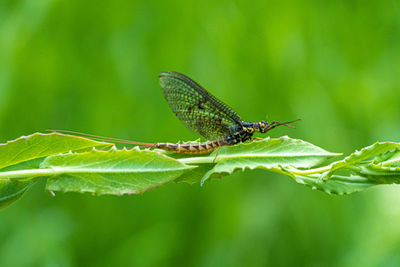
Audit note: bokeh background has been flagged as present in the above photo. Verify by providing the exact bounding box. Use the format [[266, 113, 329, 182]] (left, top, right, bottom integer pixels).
[[1, 0, 400, 266]]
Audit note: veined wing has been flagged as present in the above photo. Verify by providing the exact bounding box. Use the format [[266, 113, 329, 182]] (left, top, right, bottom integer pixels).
[[159, 71, 243, 140]]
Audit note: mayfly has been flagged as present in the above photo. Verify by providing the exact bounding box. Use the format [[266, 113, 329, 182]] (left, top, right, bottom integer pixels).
[[55, 71, 299, 154]]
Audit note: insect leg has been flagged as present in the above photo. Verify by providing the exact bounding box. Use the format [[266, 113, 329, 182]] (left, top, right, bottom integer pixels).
[[213, 146, 221, 163]]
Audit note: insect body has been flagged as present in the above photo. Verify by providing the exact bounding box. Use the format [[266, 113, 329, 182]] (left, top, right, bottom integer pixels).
[[152, 71, 298, 154], [154, 138, 227, 155], [54, 72, 298, 154]]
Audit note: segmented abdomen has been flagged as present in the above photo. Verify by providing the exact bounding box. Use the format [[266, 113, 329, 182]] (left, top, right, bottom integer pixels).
[[155, 138, 227, 154]]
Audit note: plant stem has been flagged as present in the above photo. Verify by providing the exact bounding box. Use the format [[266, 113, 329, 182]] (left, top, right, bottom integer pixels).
[[179, 156, 215, 164], [0, 169, 55, 180], [287, 165, 332, 175]]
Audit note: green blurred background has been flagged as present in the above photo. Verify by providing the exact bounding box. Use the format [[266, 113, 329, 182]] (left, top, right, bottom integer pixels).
[[1, 0, 400, 266]]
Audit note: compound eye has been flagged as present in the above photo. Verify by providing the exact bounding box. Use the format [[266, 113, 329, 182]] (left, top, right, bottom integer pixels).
[[261, 120, 267, 124]]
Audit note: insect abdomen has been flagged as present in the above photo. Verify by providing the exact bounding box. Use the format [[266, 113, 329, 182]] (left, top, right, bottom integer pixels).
[[155, 138, 226, 154]]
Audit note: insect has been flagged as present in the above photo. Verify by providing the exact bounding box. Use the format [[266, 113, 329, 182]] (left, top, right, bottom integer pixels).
[[56, 71, 299, 154]]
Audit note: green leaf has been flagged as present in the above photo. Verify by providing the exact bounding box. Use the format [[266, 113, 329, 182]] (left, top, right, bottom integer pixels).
[[0, 133, 112, 208], [291, 173, 377, 195], [3, 133, 400, 208], [195, 136, 341, 184], [0, 179, 38, 209], [0, 158, 45, 209], [42, 148, 195, 195], [175, 164, 215, 184], [281, 142, 400, 194], [0, 132, 112, 170], [326, 142, 400, 177], [373, 148, 400, 167]]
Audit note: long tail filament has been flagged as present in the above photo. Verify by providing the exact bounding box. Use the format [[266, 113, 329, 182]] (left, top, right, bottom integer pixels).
[[47, 129, 156, 147]]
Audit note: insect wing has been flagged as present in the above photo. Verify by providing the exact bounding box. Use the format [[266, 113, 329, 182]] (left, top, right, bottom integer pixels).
[[159, 71, 243, 140]]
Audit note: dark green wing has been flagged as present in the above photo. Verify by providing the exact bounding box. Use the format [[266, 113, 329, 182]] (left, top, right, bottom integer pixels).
[[159, 71, 243, 140]]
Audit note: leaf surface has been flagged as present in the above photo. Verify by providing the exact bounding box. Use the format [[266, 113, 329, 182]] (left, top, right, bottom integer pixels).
[[3, 133, 400, 209], [0, 133, 112, 208], [197, 136, 341, 184], [42, 148, 195, 195], [0, 133, 112, 170]]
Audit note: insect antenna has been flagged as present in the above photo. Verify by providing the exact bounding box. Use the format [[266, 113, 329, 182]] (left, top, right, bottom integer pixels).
[[46, 129, 156, 147], [279, 119, 301, 128], [263, 119, 301, 132]]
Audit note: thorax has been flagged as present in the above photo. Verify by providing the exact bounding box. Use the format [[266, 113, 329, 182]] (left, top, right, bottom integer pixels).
[[225, 124, 255, 145]]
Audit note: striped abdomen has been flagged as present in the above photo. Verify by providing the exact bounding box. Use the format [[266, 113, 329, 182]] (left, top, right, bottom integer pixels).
[[155, 138, 227, 154]]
